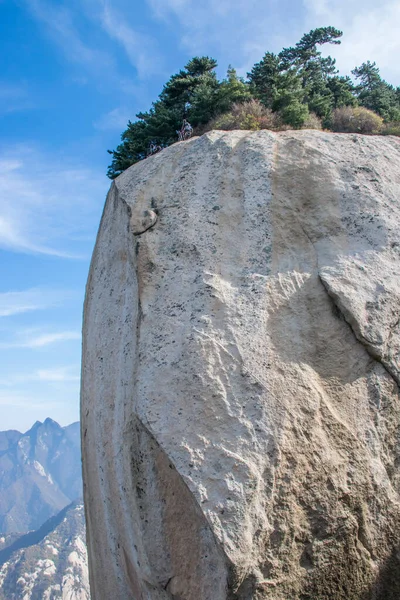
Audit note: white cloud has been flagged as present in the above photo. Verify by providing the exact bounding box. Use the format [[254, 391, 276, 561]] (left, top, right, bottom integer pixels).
[[0, 83, 34, 115], [0, 287, 74, 317], [148, 0, 188, 17], [0, 329, 81, 349], [94, 107, 131, 131], [100, 2, 164, 78], [20, 331, 81, 348], [36, 367, 80, 382], [24, 0, 113, 71], [303, 0, 400, 83], [22, 0, 163, 90], [146, 0, 400, 85], [0, 390, 59, 408], [0, 145, 106, 257], [146, 0, 301, 75], [0, 365, 80, 385]]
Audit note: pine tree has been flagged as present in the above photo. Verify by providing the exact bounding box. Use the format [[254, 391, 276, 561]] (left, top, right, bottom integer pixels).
[[107, 57, 220, 178], [107, 28, 400, 179], [248, 52, 281, 109], [352, 62, 400, 121], [248, 27, 345, 126]]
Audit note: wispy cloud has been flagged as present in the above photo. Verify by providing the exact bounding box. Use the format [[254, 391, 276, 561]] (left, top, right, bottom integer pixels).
[[0, 145, 106, 257], [23, 0, 113, 70], [146, 0, 400, 84], [94, 106, 131, 131], [146, 0, 300, 75], [19, 331, 81, 348], [21, 0, 163, 91], [0, 287, 75, 317], [0, 329, 81, 349], [100, 2, 164, 78], [0, 390, 59, 409], [36, 366, 80, 382], [0, 365, 80, 385], [0, 82, 34, 115]]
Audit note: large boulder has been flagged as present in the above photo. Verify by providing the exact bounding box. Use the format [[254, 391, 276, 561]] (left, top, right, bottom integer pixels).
[[81, 130, 400, 599]]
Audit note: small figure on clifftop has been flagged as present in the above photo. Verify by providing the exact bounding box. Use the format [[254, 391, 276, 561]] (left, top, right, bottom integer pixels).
[[147, 141, 162, 157], [177, 119, 193, 141]]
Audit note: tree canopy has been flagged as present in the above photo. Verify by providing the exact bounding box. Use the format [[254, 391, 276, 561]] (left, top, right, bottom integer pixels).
[[352, 61, 400, 121], [107, 27, 400, 178]]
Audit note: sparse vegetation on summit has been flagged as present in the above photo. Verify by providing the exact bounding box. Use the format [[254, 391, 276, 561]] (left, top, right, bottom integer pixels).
[[107, 27, 400, 178]]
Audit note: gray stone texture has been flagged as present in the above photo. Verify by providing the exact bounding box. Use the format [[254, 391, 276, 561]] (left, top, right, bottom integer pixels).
[[81, 130, 400, 599]]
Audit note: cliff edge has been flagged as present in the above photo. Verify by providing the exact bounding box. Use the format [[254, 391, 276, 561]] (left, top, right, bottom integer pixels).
[[81, 130, 400, 600]]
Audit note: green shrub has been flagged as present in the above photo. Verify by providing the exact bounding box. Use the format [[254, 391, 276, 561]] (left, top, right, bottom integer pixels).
[[301, 112, 323, 130], [381, 122, 400, 136], [232, 99, 266, 121], [257, 112, 287, 130], [204, 112, 236, 131], [237, 113, 260, 130], [331, 106, 383, 134], [277, 102, 310, 128], [198, 99, 286, 133]]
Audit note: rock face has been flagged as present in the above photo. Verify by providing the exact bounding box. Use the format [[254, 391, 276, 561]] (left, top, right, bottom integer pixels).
[[81, 131, 400, 599]]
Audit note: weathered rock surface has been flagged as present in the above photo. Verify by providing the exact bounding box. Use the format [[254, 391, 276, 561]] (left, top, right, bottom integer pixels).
[[81, 130, 400, 599]]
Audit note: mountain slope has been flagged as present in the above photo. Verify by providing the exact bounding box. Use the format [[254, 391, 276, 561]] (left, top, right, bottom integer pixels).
[[0, 501, 89, 600], [0, 419, 82, 534]]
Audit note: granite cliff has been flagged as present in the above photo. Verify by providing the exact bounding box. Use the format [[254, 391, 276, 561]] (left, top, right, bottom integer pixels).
[[81, 130, 400, 599]]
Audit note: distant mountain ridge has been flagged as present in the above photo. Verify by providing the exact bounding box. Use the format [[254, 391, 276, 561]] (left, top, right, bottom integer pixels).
[[0, 501, 73, 568], [0, 419, 82, 534]]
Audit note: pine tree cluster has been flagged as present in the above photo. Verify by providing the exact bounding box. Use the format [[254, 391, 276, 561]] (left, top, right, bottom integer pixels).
[[107, 27, 400, 179]]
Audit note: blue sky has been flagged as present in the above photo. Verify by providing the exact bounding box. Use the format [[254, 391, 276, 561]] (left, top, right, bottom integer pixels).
[[1, 0, 399, 432]]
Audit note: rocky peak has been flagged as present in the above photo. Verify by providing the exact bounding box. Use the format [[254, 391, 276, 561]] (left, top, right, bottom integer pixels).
[[0, 419, 82, 534]]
